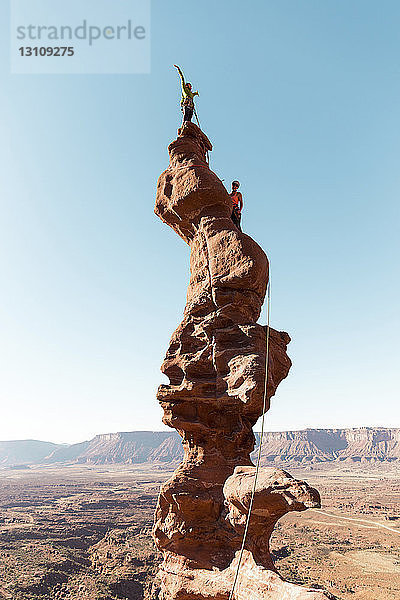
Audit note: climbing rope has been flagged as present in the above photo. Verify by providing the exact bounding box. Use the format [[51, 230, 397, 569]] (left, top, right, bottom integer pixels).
[[228, 277, 271, 600], [193, 106, 201, 129], [193, 107, 210, 165]]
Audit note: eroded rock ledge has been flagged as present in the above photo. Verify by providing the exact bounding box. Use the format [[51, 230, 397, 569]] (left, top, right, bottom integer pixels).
[[153, 122, 334, 600]]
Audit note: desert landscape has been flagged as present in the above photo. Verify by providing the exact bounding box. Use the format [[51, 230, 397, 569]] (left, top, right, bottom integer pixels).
[[2, 2, 399, 599], [0, 430, 399, 600]]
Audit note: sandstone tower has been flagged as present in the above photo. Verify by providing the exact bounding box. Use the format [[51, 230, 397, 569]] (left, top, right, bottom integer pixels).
[[153, 122, 334, 600]]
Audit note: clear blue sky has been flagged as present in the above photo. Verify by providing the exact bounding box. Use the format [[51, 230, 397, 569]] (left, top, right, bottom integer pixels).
[[0, 0, 399, 443]]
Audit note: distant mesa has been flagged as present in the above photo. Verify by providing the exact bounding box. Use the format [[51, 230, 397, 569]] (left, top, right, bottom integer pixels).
[[0, 428, 399, 467], [0, 439, 62, 468]]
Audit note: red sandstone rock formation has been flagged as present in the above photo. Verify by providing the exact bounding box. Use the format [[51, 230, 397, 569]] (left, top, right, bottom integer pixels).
[[153, 122, 334, 600]]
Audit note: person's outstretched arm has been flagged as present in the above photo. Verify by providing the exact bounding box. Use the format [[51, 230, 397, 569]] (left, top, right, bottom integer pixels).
[[174, 64, 185, 90]]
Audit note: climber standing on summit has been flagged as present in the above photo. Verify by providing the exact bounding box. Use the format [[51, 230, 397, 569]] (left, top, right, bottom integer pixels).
[[174, 64, 199, 124], [230, 180, 243, 232]]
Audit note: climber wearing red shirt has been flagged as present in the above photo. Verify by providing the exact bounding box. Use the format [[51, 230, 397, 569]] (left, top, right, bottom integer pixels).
[[230, 180, 243, 231]]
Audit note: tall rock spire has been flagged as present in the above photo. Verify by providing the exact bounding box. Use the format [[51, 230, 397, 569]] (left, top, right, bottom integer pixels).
[[153, 122, 334, 600]]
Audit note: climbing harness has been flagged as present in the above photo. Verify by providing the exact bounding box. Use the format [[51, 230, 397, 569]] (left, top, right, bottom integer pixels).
[[228, 277, 271, 600]]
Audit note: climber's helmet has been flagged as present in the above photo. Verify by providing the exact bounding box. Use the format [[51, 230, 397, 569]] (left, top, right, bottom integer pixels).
[[232, 180, 240, 189], [186, 83, 192, 90]]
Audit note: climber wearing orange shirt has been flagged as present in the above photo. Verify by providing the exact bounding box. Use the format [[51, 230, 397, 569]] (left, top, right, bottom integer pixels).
[[230, 180, 243, 232]]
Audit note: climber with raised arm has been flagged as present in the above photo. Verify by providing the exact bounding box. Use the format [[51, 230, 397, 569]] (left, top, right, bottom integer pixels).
[[174, 64, 199, 124], [230, 180, 243, 232]]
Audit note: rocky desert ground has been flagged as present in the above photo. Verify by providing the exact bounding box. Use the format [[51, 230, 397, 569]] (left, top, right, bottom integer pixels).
[[0, 462, 399, 600]]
